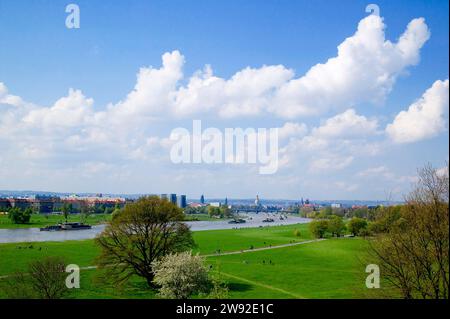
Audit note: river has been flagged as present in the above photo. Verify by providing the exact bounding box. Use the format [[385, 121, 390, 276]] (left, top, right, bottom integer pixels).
[[0, 214, 310, 243]]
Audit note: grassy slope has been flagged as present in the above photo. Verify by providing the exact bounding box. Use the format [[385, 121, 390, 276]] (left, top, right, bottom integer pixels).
[[208, 238, 390, 299], [0, 214, 111, 229]]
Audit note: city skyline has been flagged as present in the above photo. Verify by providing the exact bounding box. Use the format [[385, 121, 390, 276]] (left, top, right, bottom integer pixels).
[[0, 0, 449, 200]]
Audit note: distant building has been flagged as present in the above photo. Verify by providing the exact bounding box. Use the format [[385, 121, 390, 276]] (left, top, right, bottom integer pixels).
[[33, 195, 59, 213], [189, 202, 205, 208], [255, 195, 260, 206], [9, 198, 31, 210], [210, 202, 221, 207], [224, 197, 228, 206], [160, 194, 168, 200], [177, 195, 187, 208], [200, 194, 205, 204], [169, 194, 177, 205], [331, 203, 342, 209], [0, 198, 11, 211]]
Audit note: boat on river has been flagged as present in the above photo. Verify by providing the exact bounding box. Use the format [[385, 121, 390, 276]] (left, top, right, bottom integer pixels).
[[40, 222, 92, 231]]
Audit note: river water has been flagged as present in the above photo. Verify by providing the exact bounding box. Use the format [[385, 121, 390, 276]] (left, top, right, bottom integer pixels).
[[0, 215, 310, 243]]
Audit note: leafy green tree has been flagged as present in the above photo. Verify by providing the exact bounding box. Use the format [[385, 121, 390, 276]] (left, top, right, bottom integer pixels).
[[328, 215, 346, 237], [220, 205, 233, 218], [208, 206, 222, 218], [309, 220, 329, 238], [61, 203, 72, 222], [367, 205, 402, 234], [8, 207, 32, 224], [95, 196, 195, 287], [347, 217, 368, 236], [352, 207, 369, 218]]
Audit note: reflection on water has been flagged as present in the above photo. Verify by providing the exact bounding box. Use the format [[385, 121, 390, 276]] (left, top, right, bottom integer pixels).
[[0, 215, 310, 243]]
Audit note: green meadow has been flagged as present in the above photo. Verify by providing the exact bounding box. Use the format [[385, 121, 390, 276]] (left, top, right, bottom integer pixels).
[[0, 223, 394, 298]]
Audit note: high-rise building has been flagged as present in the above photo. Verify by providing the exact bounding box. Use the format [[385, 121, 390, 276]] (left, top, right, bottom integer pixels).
[[200, 194, 205, 204], [224, 197, 228, 206], [255, 195, 260, 206], [169, 194, 177, 205], [177, 195, 187, 208]]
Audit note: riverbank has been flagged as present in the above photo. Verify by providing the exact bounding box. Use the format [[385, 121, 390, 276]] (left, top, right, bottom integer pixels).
[[0, 214, 310, 243], [0, 213, 111, 229]]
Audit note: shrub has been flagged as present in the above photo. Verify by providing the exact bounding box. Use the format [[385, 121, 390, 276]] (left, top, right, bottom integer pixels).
[[204, 276, 229, 299]]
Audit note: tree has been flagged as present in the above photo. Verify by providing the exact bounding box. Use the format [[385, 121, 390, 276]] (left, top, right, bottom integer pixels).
[[8, 207, 32, 224], [347, 217, 367, 236], [300, 206, 314, 218], [220, 205, 233, 218], [95, 196, 195, 287], [152, 251, 210, 299], [328, 215, 345, 237], [368, 163, 449, 299], [61, 203, 72, 222], [309, 220, 329, 238], [208, 206, 221, 218], [28, 256, 68, 299], [5, 256, 68, 299], [367, 205, 402, 234], [352, 207, 369, 218]]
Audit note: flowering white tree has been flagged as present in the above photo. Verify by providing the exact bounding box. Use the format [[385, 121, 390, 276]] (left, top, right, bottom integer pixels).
[[152, 251, 210, 299]]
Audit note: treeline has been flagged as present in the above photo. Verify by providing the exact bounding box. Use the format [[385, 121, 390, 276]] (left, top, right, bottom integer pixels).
[[308, 206, 406, 239]]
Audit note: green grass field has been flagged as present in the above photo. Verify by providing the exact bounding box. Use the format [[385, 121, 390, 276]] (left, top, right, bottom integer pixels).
[[208, 238, 392, 298], [0, 223, 310, 275], [0, 213, 112, 229], [0, 223, 394, 298]]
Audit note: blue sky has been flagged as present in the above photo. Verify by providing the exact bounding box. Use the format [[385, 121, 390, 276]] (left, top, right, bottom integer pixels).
[[0, 0, 448, 200]]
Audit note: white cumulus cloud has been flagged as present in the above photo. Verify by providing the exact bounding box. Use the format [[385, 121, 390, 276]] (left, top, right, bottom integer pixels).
[[386, 79, 449, 143]]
